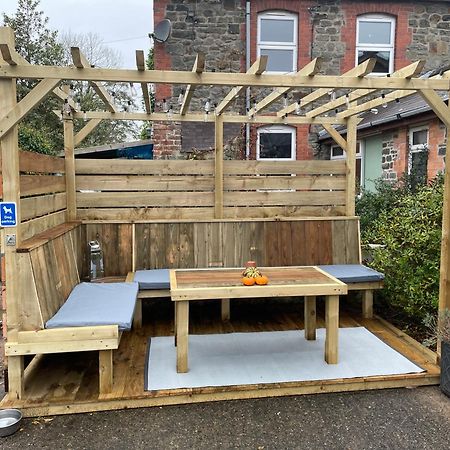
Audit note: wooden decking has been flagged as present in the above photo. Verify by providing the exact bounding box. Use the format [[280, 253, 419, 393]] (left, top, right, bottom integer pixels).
[[0, 299, 440, 417]]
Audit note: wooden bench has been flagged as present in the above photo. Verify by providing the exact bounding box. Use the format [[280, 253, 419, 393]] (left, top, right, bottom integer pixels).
[[5, 224, 139, 400]]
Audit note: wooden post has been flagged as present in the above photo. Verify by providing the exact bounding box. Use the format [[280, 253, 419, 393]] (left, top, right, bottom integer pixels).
[[214, 115, 224, 219], [362, 290, 374, 319], [99, 349, 113, 394], [345, 116, 358, 216], [325, 295, 339, 364], [176, 301, 189, 373], [221, 299, 230, 321], [63, 116, 76, 221], [7, 355, 24, 400], [0, 29, 21, 349], [304, 296, 317, 340]]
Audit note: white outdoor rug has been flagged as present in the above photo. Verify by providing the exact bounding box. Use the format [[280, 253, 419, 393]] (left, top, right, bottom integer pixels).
[[144, 327, 424, 391]]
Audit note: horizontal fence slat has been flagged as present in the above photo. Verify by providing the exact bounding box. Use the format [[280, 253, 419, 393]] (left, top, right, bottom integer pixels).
[[20, 175, 66, 197], [77, 191, 214, 207], [19, 150, 65, 174], [75, 159, 215, 175], [222, 206, 347, 218], [224, 175, 346, 191], [20, 210, 67, 241], [224, 160, 347, 175], [77, 207, 216, 220], [224, 191, 346, 207], [20, 193, 67, 221], [76, 175, 215, 191]]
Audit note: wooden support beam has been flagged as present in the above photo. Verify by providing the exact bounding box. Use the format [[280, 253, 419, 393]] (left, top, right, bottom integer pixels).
[[418, 89, 450, 127], [67, 110, 347, 125], [3, 64, 449, 90], [277, 58, 376, 117], [63, 117, 76, 221], [74, 118, 102, 147], [0, 78, 61, 139], [247, 58, 320, 117], [71, 47, 118, 113], [345, 117, 358, 216], [7, 355, 24, 399], [180, 52, 205, 115], [0, 42, 18, 65], [322, 124, 347, 151], [99, 350, 113, 394], [215, 56, 268, 116], [136, 50, 151, 114], [214, 115, 224, 218]]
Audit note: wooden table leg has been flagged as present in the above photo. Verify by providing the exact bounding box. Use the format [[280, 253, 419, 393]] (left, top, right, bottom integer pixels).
[[325, 295, 339, 364], [174, 301, 177, 346], [7, 355, 24, 400], [304, 296, 317, 340], [176, 300, 189, 373], [221, 298, 230, 321], [362, 290, 373, 319], [99, 350, 113, 394]]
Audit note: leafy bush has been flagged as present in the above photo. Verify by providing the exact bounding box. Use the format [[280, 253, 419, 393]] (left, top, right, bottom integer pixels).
[[18, 124, 55, 155], [358, 176, 443, 322]]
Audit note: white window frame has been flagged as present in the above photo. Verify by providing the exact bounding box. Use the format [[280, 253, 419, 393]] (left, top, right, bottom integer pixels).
[[409, 125, 429, 153], [257, 11, 298, 74], [330, 142, 364, 186], [356, 14, 396, 75], [257, 125, 296, 161]]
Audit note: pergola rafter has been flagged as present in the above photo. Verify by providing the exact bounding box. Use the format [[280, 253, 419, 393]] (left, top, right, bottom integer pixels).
[[136, 50, 151, 114], [179, 52, 205, 115]]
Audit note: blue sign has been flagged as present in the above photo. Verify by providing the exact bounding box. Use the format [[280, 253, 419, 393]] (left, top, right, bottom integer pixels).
[[0, 202, 17, 227]]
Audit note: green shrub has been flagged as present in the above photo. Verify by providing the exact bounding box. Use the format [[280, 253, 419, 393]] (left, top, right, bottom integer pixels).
[[18, 124, 55, 155], [358, 176, 443, 322]]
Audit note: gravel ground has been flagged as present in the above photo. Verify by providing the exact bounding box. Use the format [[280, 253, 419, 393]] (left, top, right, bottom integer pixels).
[[1, 386, 449, 449]]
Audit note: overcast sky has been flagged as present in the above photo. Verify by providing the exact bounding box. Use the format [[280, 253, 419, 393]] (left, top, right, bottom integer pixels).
[[1, 0, 154, 68]]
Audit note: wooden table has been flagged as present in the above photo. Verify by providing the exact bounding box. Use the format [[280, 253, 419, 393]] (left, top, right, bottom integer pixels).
[[170, 266, 347, 373]]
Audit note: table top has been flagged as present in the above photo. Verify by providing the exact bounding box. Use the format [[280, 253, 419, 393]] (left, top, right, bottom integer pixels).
[[170, 266, 347, 301]]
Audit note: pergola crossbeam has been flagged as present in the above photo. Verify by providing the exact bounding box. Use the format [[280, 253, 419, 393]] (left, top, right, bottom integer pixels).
[[180, 52, 205, 115], [215, 56, 267, 116], [247, 58, 320, 117], [71, 47, 118, 113], [136, 50, 151, 114], [277, 58, 376, 117], [0, 43, 18, 65]]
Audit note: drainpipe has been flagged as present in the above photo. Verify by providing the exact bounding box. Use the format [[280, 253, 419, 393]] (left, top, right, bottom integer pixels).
[[245, 1, 251, 159]]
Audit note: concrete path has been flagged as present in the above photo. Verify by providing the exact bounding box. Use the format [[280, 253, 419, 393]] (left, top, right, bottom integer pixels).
[[2, 387, 449, 449]]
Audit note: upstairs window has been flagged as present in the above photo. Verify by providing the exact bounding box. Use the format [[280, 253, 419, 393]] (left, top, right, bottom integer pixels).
[[356, 14, 395, 75], [257, 126, 296, 160], [258, 11, 297, 73]]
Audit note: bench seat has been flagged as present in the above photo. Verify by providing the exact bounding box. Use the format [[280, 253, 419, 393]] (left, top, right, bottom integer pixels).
[[134, 269, 170, 290], [45, 282, 139, 331]]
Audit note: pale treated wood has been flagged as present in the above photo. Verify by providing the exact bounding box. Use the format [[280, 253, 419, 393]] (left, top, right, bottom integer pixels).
[[277, 58, 376, 117], [304, 296, 317, 340], [224, 160, 347, 175], [0, 27, 21, 343], [325, 295, 339, 364], [247, 58, 321, 117], [322, 124, 347, 151], [176, 301, 189, 373], [136, 50, 151, 114], [7, 356, 24, 400], [99, 350, 114, 395], [3, 63, 450, 90], [74, 119, 102, 147], [20, 174, 66, 197], [21, 210, 66, 241], [133, 297, 143, 328], [221, 299, 231, 321], [216, 56, 268, 115], [180, 52, 205, 115], [19, 149, 65, 173], [0, 42, 18, 65], [419, 89, 450, 127], [214, 115, 224, 218], [0, 78, 61, 139], [71, 47, 118, 113], [16, 325, 118, 343], [21, 193, 67, 221], [362, 290, 374, 319], [63, 118, 76, 221], [345, 117, 358, 216]]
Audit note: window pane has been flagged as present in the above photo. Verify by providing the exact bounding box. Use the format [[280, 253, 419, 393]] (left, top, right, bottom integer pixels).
[[261, 48, 294, 72], [260, 18, 294, 43], [331, 147, 344, 158], [412, 130, 428, 146], [260, 133, 292, 159], [358, 50, 390, 73], [358, 21, 392, 45]]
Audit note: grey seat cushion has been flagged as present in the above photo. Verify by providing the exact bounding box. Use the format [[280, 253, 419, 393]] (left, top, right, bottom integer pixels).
[[46, 282, 139, 331], [134, 269, 170, 290], [318, 264, 384, 283]]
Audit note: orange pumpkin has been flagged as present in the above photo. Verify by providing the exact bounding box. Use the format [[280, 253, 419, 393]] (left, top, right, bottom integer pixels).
[[255, 275, 269, 285], [242, 276, 256, 286]]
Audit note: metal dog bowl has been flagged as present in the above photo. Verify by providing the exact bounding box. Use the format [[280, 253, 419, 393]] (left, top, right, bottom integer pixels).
[[0, 409, 22, 437]]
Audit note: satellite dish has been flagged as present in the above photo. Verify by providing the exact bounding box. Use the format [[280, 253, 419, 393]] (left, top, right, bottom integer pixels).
[[150, 19, 172, 43]]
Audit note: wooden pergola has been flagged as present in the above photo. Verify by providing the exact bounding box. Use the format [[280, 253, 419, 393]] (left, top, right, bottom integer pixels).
[[0, 26, 449, 414]]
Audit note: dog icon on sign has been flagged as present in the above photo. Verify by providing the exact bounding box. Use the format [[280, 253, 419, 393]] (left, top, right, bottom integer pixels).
[[2, 205, 13, 215]]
